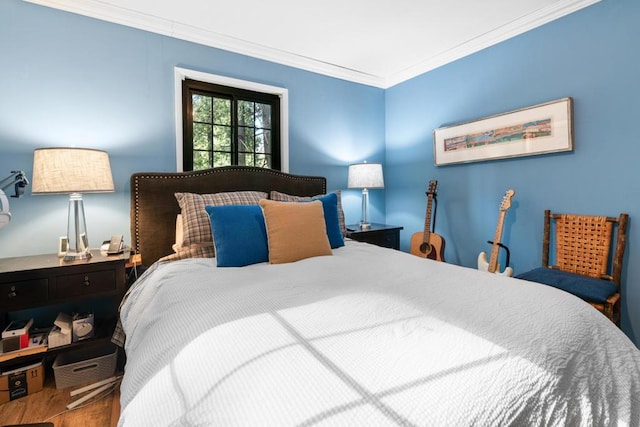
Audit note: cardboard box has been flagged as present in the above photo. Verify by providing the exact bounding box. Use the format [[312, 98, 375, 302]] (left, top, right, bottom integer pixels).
[[72, 313, 94, 342], [2, 319, 32, 350], [0, 362, 44, 404], [1, 334, 28, 353], [48, 325, 71, 348], [54, 312, 72, 335], [1, 318, 33, 339]]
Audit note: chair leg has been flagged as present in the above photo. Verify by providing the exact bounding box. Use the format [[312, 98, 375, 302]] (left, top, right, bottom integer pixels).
[[605, 293, 621, 327], [589, 293, 620, 326]]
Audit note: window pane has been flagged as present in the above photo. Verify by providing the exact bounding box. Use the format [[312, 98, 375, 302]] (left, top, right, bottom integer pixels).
[[213, 125, 231, 151], [238, 127, 255, 152], [192, 95, 212, 123], [238, 101, 254, 126], [184, 79, 280, 171], [255, 103, 271, 128], [255, 129, 271, 154], [238, 152, 255, 166], [213, 152, 231, 167], [193, 123, 212, 150], [255, 154, 271, 168], [193, 150, 211, 170], [213, 98, 231, 125]]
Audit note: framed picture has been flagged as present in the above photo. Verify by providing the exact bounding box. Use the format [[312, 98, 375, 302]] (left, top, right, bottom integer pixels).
[[80, 233, 88, 251], [433, 97, 573, 166], [58, 236, 68, 257]]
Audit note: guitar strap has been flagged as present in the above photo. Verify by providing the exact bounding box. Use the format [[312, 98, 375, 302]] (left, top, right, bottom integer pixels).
[[486, 240, 511, 269]]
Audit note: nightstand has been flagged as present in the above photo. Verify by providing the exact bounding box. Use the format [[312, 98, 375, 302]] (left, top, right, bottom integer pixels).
[[0, 252, 127, 367], [346, 223, 403, 250]]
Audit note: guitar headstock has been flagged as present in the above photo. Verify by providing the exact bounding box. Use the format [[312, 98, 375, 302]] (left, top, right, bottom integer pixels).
[[500, 189, 515, 211], [427, 180, 438, 195]]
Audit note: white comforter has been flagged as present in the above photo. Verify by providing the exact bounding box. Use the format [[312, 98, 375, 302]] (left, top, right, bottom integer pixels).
[[119, 240, 640, 426]]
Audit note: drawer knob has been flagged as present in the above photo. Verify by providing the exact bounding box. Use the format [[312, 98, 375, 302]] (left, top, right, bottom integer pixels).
[[83, 276, 90, 287], [8, 285, 16, 299]]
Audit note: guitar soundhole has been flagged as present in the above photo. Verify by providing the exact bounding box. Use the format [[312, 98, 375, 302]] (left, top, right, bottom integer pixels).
[[419, 242, 432, 254]]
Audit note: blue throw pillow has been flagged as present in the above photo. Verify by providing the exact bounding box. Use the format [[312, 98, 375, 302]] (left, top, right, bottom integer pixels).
[[516, 267, 617, 303], [205, 205, 268, 267], [310, 193, 345, 249]]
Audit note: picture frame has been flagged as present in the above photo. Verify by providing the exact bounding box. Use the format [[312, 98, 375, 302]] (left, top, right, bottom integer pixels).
[[58, 236, 68, 257], [80, 233, 88, 251], [433, 97, 573, 166]]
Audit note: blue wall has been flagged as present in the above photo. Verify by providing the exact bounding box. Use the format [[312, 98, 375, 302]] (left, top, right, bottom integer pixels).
[[385, 0, 640, 343], [0, 0, 385, 257]]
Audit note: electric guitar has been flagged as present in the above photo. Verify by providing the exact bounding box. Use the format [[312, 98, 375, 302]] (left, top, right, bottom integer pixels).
[[410, 180, 446, 261], [477, 189, 515, 276]]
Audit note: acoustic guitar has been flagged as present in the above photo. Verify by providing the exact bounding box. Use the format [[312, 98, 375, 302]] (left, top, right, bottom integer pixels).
[[477, 189, 515, 276], [410, 180, 446, 261]]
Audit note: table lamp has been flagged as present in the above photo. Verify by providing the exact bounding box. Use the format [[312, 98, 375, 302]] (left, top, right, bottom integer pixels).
[[348, 162, 384, 230], [31, 148, 114, 261]]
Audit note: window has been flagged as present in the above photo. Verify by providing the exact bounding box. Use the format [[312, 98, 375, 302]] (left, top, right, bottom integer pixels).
[[182, 79, 281, 171]]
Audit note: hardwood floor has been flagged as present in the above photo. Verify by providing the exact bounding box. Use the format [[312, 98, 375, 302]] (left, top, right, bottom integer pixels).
[[0, 372, 120, 427]]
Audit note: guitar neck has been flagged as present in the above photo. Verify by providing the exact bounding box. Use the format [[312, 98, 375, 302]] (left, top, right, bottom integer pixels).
[[488, 211, 506, 273], [422, 194, 434, 241]]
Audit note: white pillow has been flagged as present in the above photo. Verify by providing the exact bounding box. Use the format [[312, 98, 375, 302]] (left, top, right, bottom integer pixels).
[[172, 214, 184, 252]]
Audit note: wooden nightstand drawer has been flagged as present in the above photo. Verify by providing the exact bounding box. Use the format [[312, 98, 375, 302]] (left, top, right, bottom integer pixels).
[[55, 269, 116, 298], [346, 223, 403, 250], [358, 230, 399, 249], [0, 279, 48, 309]]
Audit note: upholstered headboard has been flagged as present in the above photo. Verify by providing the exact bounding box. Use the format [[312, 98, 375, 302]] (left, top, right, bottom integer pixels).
[[130, 166, 326, 265]]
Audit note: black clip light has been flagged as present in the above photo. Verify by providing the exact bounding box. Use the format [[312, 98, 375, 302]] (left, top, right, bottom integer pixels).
[[0, 170, 29, 229]]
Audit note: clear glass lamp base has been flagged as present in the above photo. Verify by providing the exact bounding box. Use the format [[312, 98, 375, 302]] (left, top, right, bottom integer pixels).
[[63, 248, 92, 262], [359, 188, 371, 230], [63, 192, 92, 262]]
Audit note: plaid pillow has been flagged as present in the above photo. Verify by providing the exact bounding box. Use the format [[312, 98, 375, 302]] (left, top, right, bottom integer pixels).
[[175, 191, 268, 250], [270, 190, 347, 236], [159, 245, 215, 262]]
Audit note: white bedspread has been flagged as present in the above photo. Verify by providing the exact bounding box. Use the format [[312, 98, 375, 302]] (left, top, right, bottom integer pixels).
[[119, 240, 640, 426]]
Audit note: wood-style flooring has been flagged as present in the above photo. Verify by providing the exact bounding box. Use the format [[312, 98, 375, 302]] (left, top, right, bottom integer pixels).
[[0, 372, 120, 427]]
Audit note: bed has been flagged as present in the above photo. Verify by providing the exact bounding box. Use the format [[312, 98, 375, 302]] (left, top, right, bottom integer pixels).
[[117, 166, 640, 426]]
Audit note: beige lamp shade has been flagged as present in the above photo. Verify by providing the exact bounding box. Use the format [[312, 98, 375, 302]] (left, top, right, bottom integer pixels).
[[32, 148, 114, 194], [347, 161, 384, 230], [347, 162, 384, 189]]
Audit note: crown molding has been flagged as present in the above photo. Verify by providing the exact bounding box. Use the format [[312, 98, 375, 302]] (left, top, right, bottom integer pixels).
[[24, 0, 600, 89], [384, 0, 602, 88], [22, 0, 387, 88]]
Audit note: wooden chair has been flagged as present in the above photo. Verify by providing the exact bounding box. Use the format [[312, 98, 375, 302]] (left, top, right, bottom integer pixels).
[[516, 210, 628, 325]]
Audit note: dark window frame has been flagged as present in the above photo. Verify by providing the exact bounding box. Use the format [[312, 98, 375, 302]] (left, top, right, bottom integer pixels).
[[182, 78, 281, 171]]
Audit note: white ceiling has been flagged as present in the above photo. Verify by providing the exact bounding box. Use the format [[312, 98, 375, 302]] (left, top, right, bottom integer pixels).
[[25, 0, 599, 88]]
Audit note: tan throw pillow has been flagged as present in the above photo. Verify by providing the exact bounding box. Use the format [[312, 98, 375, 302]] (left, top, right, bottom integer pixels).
[[175, 191, 267, 250], [270, 190, 347, 236], [259, 199, 332, 264]]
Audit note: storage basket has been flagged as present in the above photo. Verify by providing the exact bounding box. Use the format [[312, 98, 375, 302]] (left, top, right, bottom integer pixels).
[[52, 342, 117, 389]]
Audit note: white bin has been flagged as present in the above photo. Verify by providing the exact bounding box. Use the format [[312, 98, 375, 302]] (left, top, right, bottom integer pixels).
[[52, 342, 117, 389]]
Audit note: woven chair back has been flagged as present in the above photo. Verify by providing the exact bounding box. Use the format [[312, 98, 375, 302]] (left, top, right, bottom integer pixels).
[[554, 214, 612, 278]]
